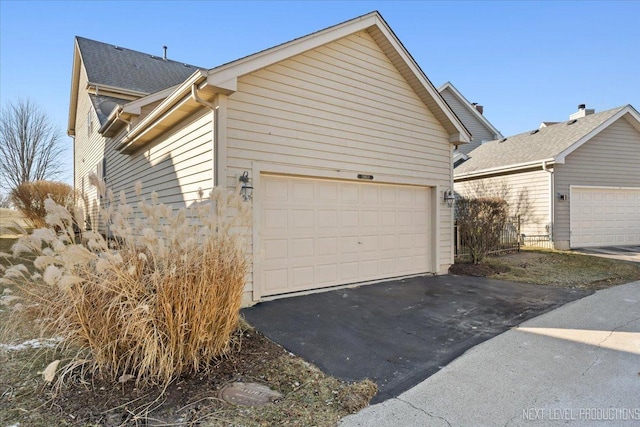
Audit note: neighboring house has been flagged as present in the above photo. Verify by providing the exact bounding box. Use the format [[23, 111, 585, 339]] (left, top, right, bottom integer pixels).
[[67, 11, 471, 305], [438, 82, 502, 160], [454, 104, 640, 250]]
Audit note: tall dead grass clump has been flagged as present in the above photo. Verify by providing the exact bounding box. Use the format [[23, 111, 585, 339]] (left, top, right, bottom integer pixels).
[[0, 177, 251, 387]]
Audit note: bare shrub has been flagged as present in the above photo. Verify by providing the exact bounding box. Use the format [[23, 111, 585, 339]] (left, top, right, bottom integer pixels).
[[462, 179, 534, 226], [456, 197, 509, 264], [1, 179, 251, 387], [9, 180, 76, 228]]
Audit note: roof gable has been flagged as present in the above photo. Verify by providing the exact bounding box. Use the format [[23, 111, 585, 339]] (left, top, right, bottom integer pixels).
[[438, 82, 503, 140], [119, 11, 471, 150], [455, 105, 639, 178]]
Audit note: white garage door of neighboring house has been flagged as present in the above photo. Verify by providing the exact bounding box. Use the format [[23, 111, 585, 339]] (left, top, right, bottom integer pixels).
[[570, 186, 640, 248], [259, 174, 432, 297]]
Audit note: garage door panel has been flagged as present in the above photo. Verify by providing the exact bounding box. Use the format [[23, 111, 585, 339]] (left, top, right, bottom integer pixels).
[[360, 210, 379, 227], [264, 269, 288, 293], [316, 181, 338, 201], [317, 237, 338, 255], [397, 211, 412, 226], [292, 239, 314, 258], [264, 240, 288, 260], [341, 262, 359, 280], [292, 181, 314, 201], [316, 264, 338, 284], [293, 267, 314, 288], [341, 211, 359, 228], [318, 210, 338, 228], [260, 175, 431, 296], [380, 187, 397, 203], [571, 187, 640, 248], [264, 209, 288, 229], [264, 179, 288, 200]]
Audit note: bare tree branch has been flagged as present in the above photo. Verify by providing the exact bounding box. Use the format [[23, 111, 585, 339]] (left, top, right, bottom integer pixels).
[[0, 98, 64, 191]]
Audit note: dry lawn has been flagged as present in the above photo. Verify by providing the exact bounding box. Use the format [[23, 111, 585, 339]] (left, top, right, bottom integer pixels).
[[451, 248, 640, 290], [0, 208, 30, 237]]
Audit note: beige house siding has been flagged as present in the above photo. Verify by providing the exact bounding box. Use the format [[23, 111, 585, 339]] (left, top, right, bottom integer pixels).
[[74, 62, 215, 233], [553, 117, 640, 249], [441, 87, 495, 155], [455, 168, 551, 237], [104, 110, 214, 212], [225, 30, 454, 302], [73, 66, 107, 230]]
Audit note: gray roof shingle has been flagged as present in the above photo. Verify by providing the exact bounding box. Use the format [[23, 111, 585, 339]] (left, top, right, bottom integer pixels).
[[455, 106, 627, 175], [76, 36, 203, 95]]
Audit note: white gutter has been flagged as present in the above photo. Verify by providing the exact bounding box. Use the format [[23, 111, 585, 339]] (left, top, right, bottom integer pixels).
[[454, 158, 555, 180], [98, 104, 123, 134], [86, 82, 148, 98], [542, 160, 554, 241], [117, 69, 208, 148]]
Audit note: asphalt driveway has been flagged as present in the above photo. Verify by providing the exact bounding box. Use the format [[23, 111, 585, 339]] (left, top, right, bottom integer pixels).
[[242, 275, 591, 403]]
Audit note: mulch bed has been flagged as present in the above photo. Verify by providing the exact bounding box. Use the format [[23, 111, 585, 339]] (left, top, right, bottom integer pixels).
[[449, 262, 509, 277]]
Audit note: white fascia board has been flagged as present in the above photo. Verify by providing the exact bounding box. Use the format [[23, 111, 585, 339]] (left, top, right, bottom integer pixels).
[[438, 81, 503, 139], [454, 158, 555, 181], [206, 12, 379, 85], [555, 106, 638, 164], [68, 41, 82, 136]]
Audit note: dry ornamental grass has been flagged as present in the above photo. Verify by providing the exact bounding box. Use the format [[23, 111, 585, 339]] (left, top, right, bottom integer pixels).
[[1, 176, 251, 388]]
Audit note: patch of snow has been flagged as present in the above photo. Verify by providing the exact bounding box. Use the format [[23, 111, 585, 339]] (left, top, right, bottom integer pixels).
[[0, 337, 62, 352]]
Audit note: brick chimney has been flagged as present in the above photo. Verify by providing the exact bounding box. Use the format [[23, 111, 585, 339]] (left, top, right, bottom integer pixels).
[[472, 102, 484, 115], [569, 104, 595, 120]]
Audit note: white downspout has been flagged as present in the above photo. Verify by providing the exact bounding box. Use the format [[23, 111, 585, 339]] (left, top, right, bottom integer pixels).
[[542, 161, 554, 243], [191, 84, 218, 188]]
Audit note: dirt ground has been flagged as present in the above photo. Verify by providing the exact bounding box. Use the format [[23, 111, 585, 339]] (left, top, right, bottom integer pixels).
[[0, 322, 376, 427]]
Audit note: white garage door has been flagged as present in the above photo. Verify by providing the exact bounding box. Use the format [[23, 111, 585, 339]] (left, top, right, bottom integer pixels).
[[570, 186, 640, 248], [259, 175, 432, 296]]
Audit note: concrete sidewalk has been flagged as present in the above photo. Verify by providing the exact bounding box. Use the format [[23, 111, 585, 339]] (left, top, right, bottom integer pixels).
[[340, 281, 640, 426]]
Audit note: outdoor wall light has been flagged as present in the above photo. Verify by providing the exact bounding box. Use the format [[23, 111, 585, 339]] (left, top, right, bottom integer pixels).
[[239, 171, 253, 201], [443, 188, 455, 208]]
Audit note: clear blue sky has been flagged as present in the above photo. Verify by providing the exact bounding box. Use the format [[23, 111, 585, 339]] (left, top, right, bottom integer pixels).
[[1, 0, 639, 184]]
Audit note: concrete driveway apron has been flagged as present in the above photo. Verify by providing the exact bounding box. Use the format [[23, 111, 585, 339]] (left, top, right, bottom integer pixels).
[[573, 245, 640, 264], [242, 274, 590, 403]]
